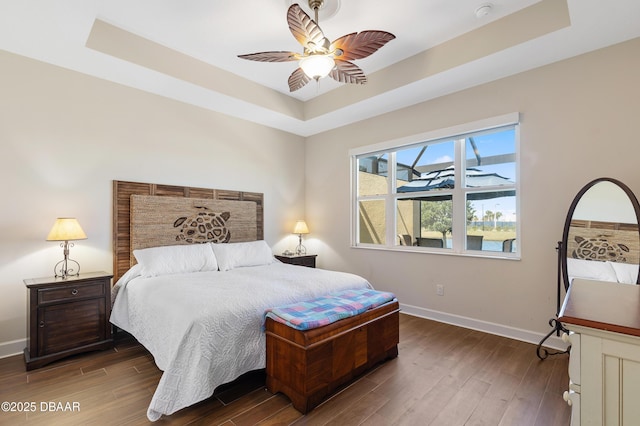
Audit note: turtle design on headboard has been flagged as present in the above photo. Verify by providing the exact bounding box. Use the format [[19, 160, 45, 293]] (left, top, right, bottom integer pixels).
[[174, 207, 231, 244], [572, 235, 629, 262]]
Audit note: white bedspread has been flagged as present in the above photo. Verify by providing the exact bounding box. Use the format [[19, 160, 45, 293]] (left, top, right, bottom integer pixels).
[[109, 263, 372, 421]]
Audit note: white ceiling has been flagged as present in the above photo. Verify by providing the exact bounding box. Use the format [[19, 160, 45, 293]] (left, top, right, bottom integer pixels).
[[1, 0, 639, 136]]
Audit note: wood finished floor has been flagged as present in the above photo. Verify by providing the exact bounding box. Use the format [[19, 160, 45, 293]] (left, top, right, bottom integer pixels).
[[0, 314, 570, 425]]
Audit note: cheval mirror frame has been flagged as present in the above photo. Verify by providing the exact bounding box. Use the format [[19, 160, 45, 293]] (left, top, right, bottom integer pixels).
[[536, 177, 640, 360]]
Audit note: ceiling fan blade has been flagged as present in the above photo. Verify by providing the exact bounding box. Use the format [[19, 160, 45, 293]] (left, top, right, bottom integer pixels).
[[288, 68, 311, 92], [237, 51, 300, 62], [329, 60, 367, 85], [330, 31, 396, 61], [287, 4, 330, 53]]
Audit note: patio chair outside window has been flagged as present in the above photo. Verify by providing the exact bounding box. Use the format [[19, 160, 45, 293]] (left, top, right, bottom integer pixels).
[[502, 238, 516, 253], [467, 235, 483, 250], [398, 234, 412, 246], [417, 237, 444, 248]]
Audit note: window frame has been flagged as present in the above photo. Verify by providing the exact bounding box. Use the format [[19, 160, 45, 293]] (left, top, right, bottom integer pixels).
[[350, 113, 520, 259]]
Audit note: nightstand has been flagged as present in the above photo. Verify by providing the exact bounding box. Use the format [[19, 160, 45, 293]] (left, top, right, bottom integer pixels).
[[275, 254, 317, 268], [24, 271, 113, 370]]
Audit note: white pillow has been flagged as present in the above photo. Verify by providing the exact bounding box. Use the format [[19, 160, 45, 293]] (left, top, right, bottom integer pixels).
[[133, 243, 218, 277], [211, 240, 274, 271], [566, 258, 618, 283], [609, 261, 639, 284]]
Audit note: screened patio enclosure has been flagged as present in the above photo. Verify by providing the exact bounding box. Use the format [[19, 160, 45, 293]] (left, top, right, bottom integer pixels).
[[395, 166, 516, 252], [356, 125, 518, 254]]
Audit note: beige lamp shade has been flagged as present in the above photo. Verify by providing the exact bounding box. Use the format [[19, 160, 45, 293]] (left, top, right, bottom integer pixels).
[[293, 220, 309, 235], [46, 218, 87, 241]]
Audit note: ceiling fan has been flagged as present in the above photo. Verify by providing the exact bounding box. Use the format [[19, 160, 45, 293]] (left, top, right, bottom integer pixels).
[[238, 0, 395, 92]]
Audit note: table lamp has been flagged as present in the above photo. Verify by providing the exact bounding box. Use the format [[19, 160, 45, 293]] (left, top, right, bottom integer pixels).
[[46, 217, 87, 279], [293, 220, 309, 255]]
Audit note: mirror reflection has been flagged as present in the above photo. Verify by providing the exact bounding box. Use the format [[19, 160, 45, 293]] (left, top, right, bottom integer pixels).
[[563, 179, 640, 290]]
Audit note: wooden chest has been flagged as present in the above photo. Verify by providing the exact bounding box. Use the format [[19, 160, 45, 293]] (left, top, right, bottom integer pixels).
[[265, 300, 399, 413]]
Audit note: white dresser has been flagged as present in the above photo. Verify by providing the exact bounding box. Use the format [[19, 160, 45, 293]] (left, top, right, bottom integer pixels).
[[559, 278, 640, 426]]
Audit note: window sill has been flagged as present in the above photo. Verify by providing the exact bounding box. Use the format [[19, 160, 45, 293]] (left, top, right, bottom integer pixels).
[[350, 244, 521, 260]]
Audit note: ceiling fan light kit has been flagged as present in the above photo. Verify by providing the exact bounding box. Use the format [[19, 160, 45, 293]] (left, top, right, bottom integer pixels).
[[298, 53, 335, 78], [238, 1, 395, 92]]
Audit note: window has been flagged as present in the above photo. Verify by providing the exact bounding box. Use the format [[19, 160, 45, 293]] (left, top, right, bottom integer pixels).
[[351, 114, 519, 257]]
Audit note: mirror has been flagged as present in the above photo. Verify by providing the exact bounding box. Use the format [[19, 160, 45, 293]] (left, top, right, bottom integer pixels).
[[538, 177, 640, 360], [561, 178, 640, 291]]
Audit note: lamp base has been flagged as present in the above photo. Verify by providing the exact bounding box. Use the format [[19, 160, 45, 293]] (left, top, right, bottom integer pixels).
[[296, 234, 307, 255], [53, 241, 81, 279], [53, 258, 81, 279]]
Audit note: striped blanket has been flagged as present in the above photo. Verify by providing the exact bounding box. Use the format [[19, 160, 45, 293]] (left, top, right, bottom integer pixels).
[[264, 288, 396, 331]]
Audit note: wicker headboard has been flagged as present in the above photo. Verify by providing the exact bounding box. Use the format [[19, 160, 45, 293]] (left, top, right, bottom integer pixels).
[[113, 180, 264, 282]]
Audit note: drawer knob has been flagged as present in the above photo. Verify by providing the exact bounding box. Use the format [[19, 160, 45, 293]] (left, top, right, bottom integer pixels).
[[39, 321, 45, 328], [563, 390, 572, 406], [71, 288, 79, 296], [562, 332, 570, 343]]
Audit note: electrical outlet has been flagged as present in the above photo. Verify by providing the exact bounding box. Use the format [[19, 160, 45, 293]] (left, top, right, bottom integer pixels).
[[436, 284, 444, 296]]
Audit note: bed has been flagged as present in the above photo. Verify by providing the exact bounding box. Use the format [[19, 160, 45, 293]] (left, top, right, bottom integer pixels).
[[109, 180, 375, 421]]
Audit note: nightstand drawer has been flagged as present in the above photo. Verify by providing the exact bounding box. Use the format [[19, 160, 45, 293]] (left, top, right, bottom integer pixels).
[[38, 281, 105, 304], [294, 256, 316, 268], [275, 254, 317, 268]]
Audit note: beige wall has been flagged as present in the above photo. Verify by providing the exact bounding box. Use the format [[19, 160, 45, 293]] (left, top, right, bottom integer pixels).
[[0, 51, 306, 355], [305, 37, 640, 341]]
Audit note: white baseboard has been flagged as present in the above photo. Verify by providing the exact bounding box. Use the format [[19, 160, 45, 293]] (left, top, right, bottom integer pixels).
[[0, 338, 26, 360], [400, 303, 568, 352]]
